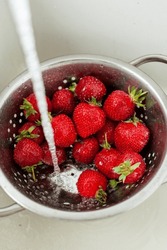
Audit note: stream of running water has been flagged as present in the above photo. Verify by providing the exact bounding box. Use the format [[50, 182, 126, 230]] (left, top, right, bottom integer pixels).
[[8, 0, 60, 174]]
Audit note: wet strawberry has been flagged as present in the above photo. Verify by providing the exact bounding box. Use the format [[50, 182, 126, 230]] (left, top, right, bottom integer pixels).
[[51, 114, 77, 147], [103, 86, 147, 121], [16, 121, 44, 144], [94, 148, 120, 179], [73, 101, 106, 138], [41, 141, 66, 166], [96, 119, 116, 145], [72, 137, 99, 164], [14, 138, 43, 167], [52, 88, 75, 115], [20, 93, 52, 122], [113, 151, 146, 184], [14, 138, 43, 181], [75, 76, 106, 101], [114, 116, 150, 153], [77, 169, 107, 203]]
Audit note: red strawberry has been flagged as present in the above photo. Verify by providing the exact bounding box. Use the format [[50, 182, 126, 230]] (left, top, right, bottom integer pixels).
[[72, 137, 99, 164], [14, 138, 43, 167], [41, 141, 66, 166], [51, 114, 77, 147], [77, 169, 107, 203], [14, 138, 43, 181], [114, 116, 150, 153], [52, 88, 75, 115], [96, 119, 116, 145], [16, 122, 44, 144], [20, 93, 52, 122], [75, 76, 106, 101], [103, 86, 147, 121], [113, 151, 146, 184], [73, 102, 106, 138], [94, 148, 120, 179]]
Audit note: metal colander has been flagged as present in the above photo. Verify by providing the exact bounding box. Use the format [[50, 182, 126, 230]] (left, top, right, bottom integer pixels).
[[1, 54, 167, 220]]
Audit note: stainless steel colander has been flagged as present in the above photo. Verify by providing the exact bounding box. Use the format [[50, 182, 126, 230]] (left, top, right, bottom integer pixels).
[[1, 54, 167, 220]]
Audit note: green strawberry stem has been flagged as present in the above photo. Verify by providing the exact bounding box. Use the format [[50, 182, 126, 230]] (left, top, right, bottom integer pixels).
[[27, 125, 36, 133], [23, 161, 43, 182], [35, 112, 52, 126], [35, 120, 42, 126], [100, 133, 111, 149], [47, 112, 53, 122], [15, 125, 39, 142], [125, 113, 143, 126], [128, 86, 148, 108], [31, 166, 36, 182], [108, 179, 120, 189], [69, 82, 77, 92], [88, 97, 102, 107], [95, 187, 107, 204], [20, 98, 37, 118], [113, 160, 140, 183]]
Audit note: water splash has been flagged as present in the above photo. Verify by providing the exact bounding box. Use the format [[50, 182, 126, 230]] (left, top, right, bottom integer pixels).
[[50, 164, 84, 194]]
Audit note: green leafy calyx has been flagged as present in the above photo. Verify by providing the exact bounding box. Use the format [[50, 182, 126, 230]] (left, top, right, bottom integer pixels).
[[20, 98, 37, 118], [113, 160, 140, 182], [108, 179, 119, 189], [95, 187, 107, 204], [69, 82, 77, 92], [88, 97, 102, 107], [128, 86, 148, 108], [15, 125, 39, 142], [125, 113, 142, 126]]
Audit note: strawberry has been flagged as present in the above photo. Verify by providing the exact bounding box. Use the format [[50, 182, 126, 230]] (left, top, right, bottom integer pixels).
[[14, 138, 43, 181], [52, 88, 75, 115], [41, 141, 66, 166], [73, 101, 106, 138], [14, 138, 43, 167], [113, 151, 146, 184], [20, 93, 52, 122], [114, 116, 150, 153], [96, 119, 116, 145], [75, 76, 106, 101], [16, 121, 44, 144], [103, 86, 147, 121], [51, 114, 77, 147], [76, 169, 107, 203], [72, 137, 99, 164], [94, 147, 120, 179]]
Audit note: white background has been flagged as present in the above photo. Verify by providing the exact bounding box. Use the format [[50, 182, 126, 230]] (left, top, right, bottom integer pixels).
[[1, 0, 167, 249]]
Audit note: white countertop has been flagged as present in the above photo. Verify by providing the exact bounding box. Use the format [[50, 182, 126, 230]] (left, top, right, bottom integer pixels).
[[1, 0, 167, 249], [1, 184, 167, 250]]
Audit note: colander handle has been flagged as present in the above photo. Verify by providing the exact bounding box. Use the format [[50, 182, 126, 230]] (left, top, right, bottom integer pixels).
[[0, 183, 24, 216], [130, 54, 167, 67], [0, 200, 24, 217], [0, 203, 24, 217], [130, 54, 167, 185]]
